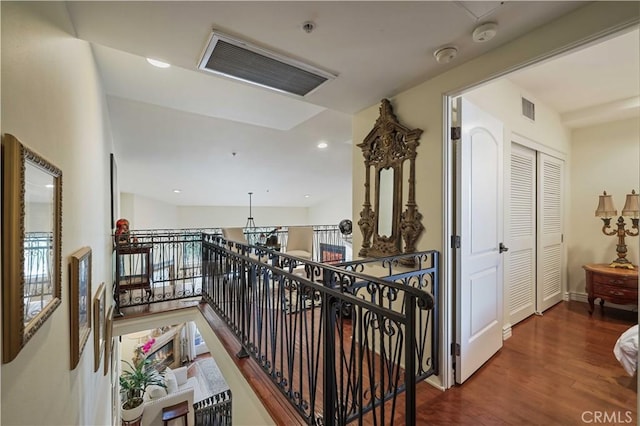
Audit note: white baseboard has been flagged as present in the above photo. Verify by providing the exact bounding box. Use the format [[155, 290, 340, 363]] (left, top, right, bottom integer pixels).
[[569, 292, 638, 312], [502, 323, 512, 340]]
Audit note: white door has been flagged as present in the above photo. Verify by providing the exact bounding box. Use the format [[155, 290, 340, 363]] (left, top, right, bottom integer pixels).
[[455, 98, 504, 384], [507, 143, 537, 325], [536, 153, 564, 312]]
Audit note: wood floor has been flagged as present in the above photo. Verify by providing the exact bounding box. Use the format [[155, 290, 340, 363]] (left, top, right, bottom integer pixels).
[[122, 299, 638, 425], [412, 301, 637, 425]]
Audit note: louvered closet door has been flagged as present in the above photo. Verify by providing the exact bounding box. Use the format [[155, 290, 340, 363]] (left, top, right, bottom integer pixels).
[[507, 144, 537, 325], [537, 153, 565, 312]]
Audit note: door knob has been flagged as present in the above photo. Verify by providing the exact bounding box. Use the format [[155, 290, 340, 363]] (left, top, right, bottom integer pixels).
[[499, 242, 509, 253]]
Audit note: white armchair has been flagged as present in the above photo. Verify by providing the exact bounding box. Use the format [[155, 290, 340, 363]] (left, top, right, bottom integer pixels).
[[221, 227, 247, 244], [285, 226, 314, 261]]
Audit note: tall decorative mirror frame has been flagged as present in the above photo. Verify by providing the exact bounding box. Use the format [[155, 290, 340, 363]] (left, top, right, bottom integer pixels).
[[2, 134, 63, 363], [357, 99, 424, 261]]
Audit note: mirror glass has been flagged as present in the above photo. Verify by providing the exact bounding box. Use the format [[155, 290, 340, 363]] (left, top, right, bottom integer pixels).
[[2, 133, 62, 363], [24, 162, 56, 325], [357, 99, 423, 260], [378, 167, 394, 237]]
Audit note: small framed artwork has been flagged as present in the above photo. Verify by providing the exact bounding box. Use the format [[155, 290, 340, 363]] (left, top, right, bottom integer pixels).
[[93, 282, 106, 372], [70, 246, 92, 370], [103, 305, 114, 376]]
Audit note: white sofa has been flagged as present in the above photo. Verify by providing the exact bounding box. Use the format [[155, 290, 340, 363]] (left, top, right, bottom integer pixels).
[[141, 366, 202, 426]]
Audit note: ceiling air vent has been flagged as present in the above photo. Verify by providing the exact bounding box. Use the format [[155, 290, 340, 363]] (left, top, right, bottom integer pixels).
[[522, 97, 535, 121], [198, 32, 336, 97]]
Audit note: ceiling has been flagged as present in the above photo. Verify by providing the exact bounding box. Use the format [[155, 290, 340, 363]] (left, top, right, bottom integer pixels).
[[64, 1, 637, 208]]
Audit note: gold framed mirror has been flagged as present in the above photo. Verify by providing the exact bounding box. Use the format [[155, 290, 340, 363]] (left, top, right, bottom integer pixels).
[[357, 99, 424, 261], [2, 134, 62, 363]]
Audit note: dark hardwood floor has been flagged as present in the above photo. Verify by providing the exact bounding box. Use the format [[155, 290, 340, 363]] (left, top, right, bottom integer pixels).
[[411, 301, 637, 426], [122, 299, 638, 425]]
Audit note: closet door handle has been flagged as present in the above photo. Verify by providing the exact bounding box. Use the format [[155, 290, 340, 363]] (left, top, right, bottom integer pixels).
[[499, 242, 509, 253]]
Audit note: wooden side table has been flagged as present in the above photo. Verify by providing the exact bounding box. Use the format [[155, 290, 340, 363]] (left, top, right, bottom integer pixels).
[[162, 400, 189, 426], [583, 263, 638, 314]]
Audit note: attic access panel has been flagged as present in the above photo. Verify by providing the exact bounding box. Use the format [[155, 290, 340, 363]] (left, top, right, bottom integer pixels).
[[198, 32, 336, 97]]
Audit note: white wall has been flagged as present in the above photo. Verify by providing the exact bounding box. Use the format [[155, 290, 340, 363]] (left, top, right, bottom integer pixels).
[[307, 189, 352, 226], [122, 191, 352, 231], [464, 78, 571, 154], [1, 2, 113, 425], [120, 192, 178, 230], [569, 117, 640, 294], [177, 205, 309, 228]]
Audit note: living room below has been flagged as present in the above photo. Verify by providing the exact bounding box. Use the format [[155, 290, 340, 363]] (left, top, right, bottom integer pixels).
[[119, 322, 232, 425]]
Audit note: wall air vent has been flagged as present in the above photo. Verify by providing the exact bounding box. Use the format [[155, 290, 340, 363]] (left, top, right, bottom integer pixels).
[[522, 97, 535, 121], [198, 32, 336, 97]]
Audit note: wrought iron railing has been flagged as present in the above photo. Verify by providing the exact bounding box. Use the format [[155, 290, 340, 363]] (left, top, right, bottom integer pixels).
[[201, 234, 439, 425], [194, 389, 232, 426], [244, 224, 351, 263], [24, 232, 54, 322], [114, 230, 206, 311], [114, 226, 351, 309]]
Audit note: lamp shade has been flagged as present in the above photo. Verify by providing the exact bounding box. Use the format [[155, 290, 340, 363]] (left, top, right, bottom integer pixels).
[[621, 189, 640, 219], [595, 191, 617, 218]]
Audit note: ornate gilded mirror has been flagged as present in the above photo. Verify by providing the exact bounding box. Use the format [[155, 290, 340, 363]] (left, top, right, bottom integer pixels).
[[357, 99, 424, 261], [2, 134, 62, 363]]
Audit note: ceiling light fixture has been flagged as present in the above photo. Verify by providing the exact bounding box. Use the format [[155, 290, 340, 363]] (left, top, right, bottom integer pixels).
[[317, 142, 328, 149], [146, 58, 171, 68], [173, 189, 181, 193], [304, 194, 310, 198], [433, 46, 458, 64], [472, 22, 498, 43]]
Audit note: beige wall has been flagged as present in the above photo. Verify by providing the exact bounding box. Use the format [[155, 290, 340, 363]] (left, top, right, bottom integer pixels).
[[120, 192, 178, 230], [352, 2, 639, 386], [353, 2, 639, 258], [1, 2, 113, 425], [569, 117, 640, 294]]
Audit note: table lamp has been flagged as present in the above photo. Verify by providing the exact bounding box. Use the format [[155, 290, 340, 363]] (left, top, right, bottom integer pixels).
[[595, 190, 639, 269]]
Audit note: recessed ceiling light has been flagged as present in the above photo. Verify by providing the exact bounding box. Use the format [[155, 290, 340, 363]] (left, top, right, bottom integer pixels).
[[317, 142, 328, 149], [304, 194, 310, 198], [173, 189, 181, 194], [146, 58, 171, 68], [45, 184, 54, 188]]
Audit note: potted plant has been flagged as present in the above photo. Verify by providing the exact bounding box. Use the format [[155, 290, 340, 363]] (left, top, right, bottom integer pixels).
[[119, 344, 166, 422]]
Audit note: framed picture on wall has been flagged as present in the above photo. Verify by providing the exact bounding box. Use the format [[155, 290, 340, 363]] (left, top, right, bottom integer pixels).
[[93, 282, 106, 372], [104, 305, 113, 376], [70, 246, 92, 370]]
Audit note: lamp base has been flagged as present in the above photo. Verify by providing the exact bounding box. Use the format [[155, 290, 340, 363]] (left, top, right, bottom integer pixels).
[[609, 259, 636, 269]]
